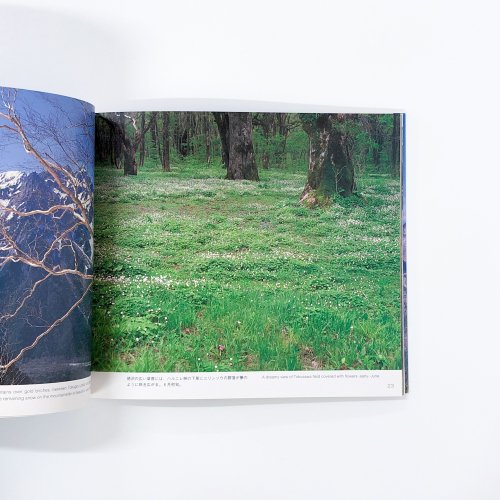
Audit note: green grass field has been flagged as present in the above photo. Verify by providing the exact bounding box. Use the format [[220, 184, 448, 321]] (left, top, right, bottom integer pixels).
[[92, 158, 402, 372]]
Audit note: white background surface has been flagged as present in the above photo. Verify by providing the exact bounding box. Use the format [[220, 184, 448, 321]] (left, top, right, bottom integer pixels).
[[1, 1, 499, 498]]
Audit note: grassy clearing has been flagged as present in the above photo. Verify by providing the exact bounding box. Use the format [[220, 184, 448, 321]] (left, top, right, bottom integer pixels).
[[92, 158, 402, 372]]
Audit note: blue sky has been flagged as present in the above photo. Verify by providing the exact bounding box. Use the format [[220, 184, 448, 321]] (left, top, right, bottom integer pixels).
[[0, 87, 94, 177]]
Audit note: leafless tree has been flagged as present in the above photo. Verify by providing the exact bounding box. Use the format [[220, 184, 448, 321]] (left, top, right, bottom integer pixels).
[[0, 89, 93, 381]]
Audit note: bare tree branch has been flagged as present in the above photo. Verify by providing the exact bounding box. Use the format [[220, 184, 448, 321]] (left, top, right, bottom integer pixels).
[[0, 90, 93, 377], [0, 283, 91, 371]]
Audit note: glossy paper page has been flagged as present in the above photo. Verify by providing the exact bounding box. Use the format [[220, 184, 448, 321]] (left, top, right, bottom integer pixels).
[[0, 87, 94, 416], [92, 111, 405, 399]]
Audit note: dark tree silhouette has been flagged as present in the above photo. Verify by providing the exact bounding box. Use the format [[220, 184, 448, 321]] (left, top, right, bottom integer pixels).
[[254, 113, 275, 169], [213, 112, 259, 180], [392, 113, 401, 176], [300, 113, 355, 206], [161, 112, 170, 172], [367, 114, 384, 170], [100, 112, 157, 176], [138, 112, 146, 167]]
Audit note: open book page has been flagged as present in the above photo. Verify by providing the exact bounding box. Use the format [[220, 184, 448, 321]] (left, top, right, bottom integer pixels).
[[91, 111, 406, 399], [0, 87, 93, 416]]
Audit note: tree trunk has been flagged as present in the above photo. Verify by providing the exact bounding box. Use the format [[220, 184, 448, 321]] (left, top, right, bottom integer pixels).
[[213, 112, 230, 170], [155, 119, 162, 162], [161, 112, 171, 172], [227, 113, 259, 180], [276, 113, 289, 166], [261, 113, 274, 169], [138, 112, 146, 167], [101, 112, 157, 176], [300, 114, 332, 206], [391, 113, 401, 176], [120, 112, 137, 176], [204, 113, 212, 164], [367, 115, 383, 171], [213, 112, 259, 180], [173, 113, 189, 158], [112, 131, 123, 169], [123, 140, 137, 175], [150, 113, 157, 158], [329, 121, 355, 197], [300, 113, 355, 206], [95, 116, 111, 164]]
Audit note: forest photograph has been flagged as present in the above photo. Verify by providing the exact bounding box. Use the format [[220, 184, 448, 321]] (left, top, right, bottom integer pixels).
[[92, 111, 403, 373]]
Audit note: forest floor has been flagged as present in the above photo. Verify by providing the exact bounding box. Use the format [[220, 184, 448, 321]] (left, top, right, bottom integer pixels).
[[92, 158, 402, 372]]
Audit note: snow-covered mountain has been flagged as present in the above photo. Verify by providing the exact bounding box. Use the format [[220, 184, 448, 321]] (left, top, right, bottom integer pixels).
[[0, 168, 93, 384], [0, 167, 93, 271], [0, 170, 25, 207], [0, 168, 92, 214]]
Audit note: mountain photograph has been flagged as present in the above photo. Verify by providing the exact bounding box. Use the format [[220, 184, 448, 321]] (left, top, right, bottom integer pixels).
[[0, 87, 94, 384]]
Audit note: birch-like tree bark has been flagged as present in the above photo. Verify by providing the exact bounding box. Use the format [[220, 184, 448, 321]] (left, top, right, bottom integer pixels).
[[0, 89, 93, 381]]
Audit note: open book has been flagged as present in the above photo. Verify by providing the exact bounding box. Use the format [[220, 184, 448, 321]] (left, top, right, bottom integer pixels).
[[0, 87, 407, 417]]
